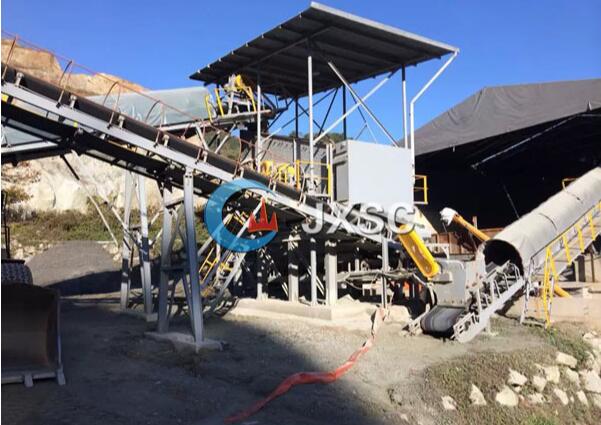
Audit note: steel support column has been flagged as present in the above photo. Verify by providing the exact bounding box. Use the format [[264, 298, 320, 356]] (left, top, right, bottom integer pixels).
[[308, 54, 315, 194], [310, 237, 318, 306], [381, 237, 390, 308], [119, 171, 134, 310], [325, 239, 338, 306], [287, 237, 300, 302], [402, 66, 408, 149], [256, 73, 262, 170], [342, 85, 347, 140], [183, 168, 204, 344], [157, 184, 174, 333], [137, 174, 153, 318]]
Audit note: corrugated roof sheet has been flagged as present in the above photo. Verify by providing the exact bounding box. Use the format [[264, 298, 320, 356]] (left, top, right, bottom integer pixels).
[[190, 2, 457, 97]]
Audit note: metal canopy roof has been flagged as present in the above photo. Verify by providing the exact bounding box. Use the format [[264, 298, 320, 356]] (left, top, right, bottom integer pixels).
[[190, 2, 458, 97]]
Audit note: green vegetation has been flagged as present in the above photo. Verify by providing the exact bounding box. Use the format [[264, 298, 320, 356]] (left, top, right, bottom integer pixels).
[[8, 198, 208, 254], [532, 324, 591, 365], [522, 415, 558, 425]]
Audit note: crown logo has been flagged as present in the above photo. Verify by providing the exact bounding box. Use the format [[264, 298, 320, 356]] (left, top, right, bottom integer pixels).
[[248, 198, 278, 233]]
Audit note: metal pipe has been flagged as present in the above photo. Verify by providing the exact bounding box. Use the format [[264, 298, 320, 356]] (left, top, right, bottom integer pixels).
[[310, 237, 317, 306], [410, 51, 458, 166], [342, 85, 347, 140], [308, 55, 315, 194], [256, 74, 262, 169], [402, 66, 408, 149]]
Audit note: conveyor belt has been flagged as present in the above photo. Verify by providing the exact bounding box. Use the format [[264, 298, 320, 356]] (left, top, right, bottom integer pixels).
[[1, 63, 393, 246]]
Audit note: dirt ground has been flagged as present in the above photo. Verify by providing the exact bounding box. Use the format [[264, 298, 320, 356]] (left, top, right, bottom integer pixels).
[[3, 242, 600, 425]]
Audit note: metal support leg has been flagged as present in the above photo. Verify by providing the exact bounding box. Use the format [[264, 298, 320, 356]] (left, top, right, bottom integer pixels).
[[120, 171, 134, 310], [308, 54, 315, 194], [256, 255, 266, 300], [310, 237, 318, 306], [183, 169, 204, 345], [158, 185, 173, 333], [137, 175, 153, 318], [288, 238, 299, 303], [381, 238, 389, 308], [325, 239, 337, 306]]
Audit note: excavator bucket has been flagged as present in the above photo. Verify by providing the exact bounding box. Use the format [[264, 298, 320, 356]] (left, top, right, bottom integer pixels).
[[1, 284, 65, 387]]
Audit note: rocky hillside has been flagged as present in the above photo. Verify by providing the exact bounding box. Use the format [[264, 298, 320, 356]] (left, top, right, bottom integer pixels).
[[1, 38, 162, 212]]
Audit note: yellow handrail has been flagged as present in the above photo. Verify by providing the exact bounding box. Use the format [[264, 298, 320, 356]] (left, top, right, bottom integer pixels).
[[414, 174, 429, 205], [294, 159, 333, 197], [539, 201, 601, 309]]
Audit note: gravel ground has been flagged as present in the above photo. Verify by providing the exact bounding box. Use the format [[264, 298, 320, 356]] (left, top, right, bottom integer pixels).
[[2, 241, 593, 424]]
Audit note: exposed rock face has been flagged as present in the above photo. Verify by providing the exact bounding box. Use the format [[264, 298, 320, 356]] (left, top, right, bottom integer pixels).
[[1, 38, 161, 213], [3, 156, 163, 212], [1, 39, 145, 95]]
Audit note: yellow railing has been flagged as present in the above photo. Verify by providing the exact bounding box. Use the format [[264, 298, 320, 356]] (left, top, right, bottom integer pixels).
[[414, 174, 429, 205], [295, 160, 333, 197], [204, 94, 214, 122], [539, 201, 601, 327], [259, 159, 333, 198], [260, 160, 296, 185], [212, 74, 257, 118], [562, 177, 577, 189]]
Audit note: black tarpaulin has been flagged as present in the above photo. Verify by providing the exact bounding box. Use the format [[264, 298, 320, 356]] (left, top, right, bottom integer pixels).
[[414, 78, 601, 156]]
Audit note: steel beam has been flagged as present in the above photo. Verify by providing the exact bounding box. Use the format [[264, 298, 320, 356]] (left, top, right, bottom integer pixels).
[[157, 185, 174, 333], [183, 169, 204, 345], [119, 171, 134, 310], [287, 237, 300, 302], [310, 237, 318, 306], [325, 239, 338, 306], [136, 174, 153, 318]]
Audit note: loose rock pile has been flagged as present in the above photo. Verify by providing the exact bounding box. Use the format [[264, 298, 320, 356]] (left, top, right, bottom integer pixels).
[[441, 331, 601, 412]]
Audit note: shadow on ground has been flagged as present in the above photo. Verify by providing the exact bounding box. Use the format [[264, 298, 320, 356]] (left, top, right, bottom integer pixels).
[[5, 242, 395, 425]]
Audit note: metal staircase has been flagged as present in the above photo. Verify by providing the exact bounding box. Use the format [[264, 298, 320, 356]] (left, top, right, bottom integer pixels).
[[452, 261, 524, 343]]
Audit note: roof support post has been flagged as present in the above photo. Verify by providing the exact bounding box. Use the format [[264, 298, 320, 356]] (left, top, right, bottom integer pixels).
[[402, 66, 408, 149], [256, 72, 262, 170], [308, 54, 315, 194], [410, 51, 458, 171], [294, 97, 299, 138], [342, 85, 347, 140]]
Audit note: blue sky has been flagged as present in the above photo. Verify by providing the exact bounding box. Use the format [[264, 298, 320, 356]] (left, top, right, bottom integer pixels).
[[3, 0, 600, 139]]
